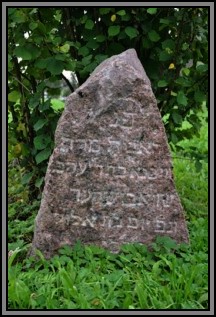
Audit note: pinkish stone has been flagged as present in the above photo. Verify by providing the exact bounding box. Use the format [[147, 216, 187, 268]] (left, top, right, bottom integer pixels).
[[31, 49, 189, 258]]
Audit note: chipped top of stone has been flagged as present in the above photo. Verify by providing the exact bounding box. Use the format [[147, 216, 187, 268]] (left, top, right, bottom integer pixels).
[[77, 48, 151, 91], [92, 49, 150, 84]]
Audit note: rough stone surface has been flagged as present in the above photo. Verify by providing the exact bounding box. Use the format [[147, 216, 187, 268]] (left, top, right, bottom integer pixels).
[[31, 49, 189, 258]]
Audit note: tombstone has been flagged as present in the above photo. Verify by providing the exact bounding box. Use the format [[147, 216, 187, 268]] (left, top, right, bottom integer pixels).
[[30, 49, 189, 259]]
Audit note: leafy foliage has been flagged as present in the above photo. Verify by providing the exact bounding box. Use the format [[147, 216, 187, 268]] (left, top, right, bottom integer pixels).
[[8, 7, 208, 199]]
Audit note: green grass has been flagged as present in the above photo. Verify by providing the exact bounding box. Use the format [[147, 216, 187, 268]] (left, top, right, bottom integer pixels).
[[8, 240, 208, 309], [8, 112, 208, 310]]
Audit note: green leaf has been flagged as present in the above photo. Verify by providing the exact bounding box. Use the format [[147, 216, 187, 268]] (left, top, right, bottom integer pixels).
[[99, 8, 111, 15], [95, 54, 108, 64], [8, 8, 16, 15], [16, 122, 26, 134], [28, 45, 41, 60], [196, 64, 208, 73], [96, 35, 106, 43], [8, 112, 12, 124], [157, 80, 168, 87], [78, 46, 90, 57], [35, 148, 51, 164], [108, 25, 120, 37], [171, 91, 177, 96], [53, 36, 62, 45], [182, 68, 190, 76], [13, 10, 26, 23], [14, 44, 40, 60], [29, 22, 38, 30], [51, 99, 65, 111], [8, 248, 21, 268], [159, 51, 172, 61], [34, 135, 51, 150], [8, 54, 12, 70], [55, 53, 67, 61], [8, 91, 21, 102], [135, 282, 147, 307], [35, 177, 44, 188], [14, 46, 32, 60], [65, 60, 76, 71], [116, 10, 126, 16], [81, 55, 92, 66], [54, 10, 62, 22], [83, 61, 97, 73], [86, 40, 99, 50], [152, 260, 162, 275], [121, 14, 131, 22], [182, 43, 189, 50], [59, 43, 70, 53], [13, 143, 22, 156], [35, 59, 48, 69], [172, 112, 182, 124], [125, 26, 139, 39], [162, 39, 175, 50], [105, 270, 123, 282], [29, 8, 38, 15], [177, 91, 188, 106], [142, 38, 152, 49], [148, 30, 160, 42], [37, 21, 46, 34], [29, 94, 41, 109], [21, 172, 34, 185], [46, 58, 64, 75], [147, 8, 157, 14], [33, 119, 47, 131], [160, 18, 171, 25], [195, 160, 202, 172], [37, 82, 47, 93], [198, 292, 208, 304], [85, 19, 94, 30], [171, 133, 178, 144], [162, 113, 170, 123], [80, 15, 88, 24], [69, 41, 80, 50], [175, 77, 191, 87], [39, 99, 51, 111], [194, 90, 206, 103]]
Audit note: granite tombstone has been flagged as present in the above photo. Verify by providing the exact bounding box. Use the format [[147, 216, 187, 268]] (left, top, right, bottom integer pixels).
[[31, 49, 189, 258]]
